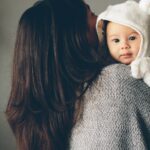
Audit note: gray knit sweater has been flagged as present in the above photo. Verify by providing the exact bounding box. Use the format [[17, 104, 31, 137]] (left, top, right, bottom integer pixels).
[[70, 64, 150, 150]]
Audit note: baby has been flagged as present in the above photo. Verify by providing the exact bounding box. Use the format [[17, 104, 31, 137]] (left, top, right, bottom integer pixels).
[[106, 22, 141, 65], [96, 0, 150, 86]]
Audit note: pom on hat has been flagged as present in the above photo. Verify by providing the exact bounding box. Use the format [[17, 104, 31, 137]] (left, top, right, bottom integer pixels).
[[139, 0, 150, 14]]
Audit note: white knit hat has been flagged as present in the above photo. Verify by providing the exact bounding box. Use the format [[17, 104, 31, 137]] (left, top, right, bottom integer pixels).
[[96, 0, 150, 86]]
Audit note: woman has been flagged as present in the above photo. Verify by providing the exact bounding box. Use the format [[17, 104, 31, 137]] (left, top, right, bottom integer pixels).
[[6, 0, 102, 149], [6, 0, 150, 150]]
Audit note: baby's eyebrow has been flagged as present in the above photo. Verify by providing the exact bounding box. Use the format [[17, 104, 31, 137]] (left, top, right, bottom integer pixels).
[[130, 31, 139, 35], [108, 35, 119, 38]]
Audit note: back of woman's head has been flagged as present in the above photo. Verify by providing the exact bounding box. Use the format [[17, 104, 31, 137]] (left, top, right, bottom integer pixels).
[[6, 0, 103, 150]]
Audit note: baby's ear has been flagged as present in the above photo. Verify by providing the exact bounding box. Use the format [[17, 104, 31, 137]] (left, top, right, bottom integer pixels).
[[139, 0, 150, 14], [96, 20, 104, 43]]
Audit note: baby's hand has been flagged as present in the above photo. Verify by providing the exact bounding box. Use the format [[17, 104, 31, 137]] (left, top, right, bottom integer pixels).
[[131, 57, 150, 86]]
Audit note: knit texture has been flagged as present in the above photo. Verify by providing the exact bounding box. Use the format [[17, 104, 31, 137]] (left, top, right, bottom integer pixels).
[[70, 64, 150, 150]]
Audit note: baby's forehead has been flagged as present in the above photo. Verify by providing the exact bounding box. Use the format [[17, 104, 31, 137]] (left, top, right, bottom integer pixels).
[[107, 22, 140, 35]]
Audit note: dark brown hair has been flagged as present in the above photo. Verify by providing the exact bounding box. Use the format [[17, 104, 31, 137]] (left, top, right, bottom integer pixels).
[[6, 0, 103, 149]]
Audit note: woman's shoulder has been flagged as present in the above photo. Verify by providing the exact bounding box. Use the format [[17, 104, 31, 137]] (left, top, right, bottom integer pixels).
[[99, 63, 132, 81], [71, 64, 150, 149], [90, 63, 150, 107], [96, 63, 149, 89]]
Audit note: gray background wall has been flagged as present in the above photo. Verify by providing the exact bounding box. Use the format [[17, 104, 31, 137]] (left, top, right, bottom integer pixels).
[[0, 0, 137, 149]]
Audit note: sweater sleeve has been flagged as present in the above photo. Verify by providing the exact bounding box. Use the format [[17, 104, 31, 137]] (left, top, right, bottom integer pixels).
[[70, 64, 150, 150]]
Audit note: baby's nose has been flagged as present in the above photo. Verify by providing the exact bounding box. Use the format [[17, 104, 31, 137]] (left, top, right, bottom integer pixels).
[[121, 42, 130, 50]]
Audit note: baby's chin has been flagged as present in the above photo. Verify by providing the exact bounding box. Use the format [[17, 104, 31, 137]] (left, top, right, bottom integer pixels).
[[119, 59, 133, 65]]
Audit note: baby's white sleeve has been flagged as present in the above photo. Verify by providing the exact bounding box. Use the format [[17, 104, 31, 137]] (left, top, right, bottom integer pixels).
[[131, 57, 150, 87]]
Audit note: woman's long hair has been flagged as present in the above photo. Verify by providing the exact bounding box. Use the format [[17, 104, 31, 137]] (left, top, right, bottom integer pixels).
[[5, 0, 103, 149]]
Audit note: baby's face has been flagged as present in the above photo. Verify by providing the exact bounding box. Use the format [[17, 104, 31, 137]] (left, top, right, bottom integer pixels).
[[106, 22, 141, 64]]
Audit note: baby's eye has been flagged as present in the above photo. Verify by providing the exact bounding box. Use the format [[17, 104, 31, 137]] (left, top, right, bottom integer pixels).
[[129, 36, 136, 40], [112, 39, 120, 43]]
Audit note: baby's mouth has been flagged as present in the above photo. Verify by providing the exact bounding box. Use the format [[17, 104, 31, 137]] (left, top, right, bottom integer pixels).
[[120, 53, 132, 58]]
